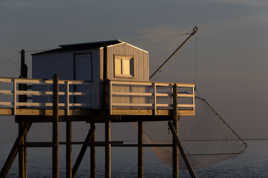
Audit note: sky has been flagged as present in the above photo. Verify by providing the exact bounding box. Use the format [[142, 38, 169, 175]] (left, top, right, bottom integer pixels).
[[0, 0, 268, 143]]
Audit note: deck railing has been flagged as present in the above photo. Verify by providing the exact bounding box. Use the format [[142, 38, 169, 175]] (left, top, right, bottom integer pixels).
[[0, 78, 90, 115], [109, 80, 195, 116], [0, 78, 195, 116]]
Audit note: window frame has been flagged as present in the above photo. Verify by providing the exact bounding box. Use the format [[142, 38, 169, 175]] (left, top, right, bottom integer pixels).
[[114, 55, 135, 78]]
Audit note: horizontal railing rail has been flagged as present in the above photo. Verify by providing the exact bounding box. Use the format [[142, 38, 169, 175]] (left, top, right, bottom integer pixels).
[[109, 80, 195, 116], [0, 77, 91, 115]]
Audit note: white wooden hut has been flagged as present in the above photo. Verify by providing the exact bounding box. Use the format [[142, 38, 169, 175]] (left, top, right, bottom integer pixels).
[[32, 40, 150, 109]]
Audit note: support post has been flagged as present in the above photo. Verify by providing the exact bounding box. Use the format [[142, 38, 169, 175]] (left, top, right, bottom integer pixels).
[[18, 49, 28, 178], [105, 119, 111, 178], [90, 121, 96, 178], [72, 125, 95, 177], [66, 120, 72, 178], [52, 74, 59, 178], [0, 122, 32, 178], [18, 122, 27, 178], [172, 84, 178, 178], [138, 120, 144, 178], [168, 121, 197, 178]]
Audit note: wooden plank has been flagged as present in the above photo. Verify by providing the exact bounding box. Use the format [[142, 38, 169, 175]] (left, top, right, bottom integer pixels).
[[111, 81, 152, 86], [111, 103, 152, 107], [176, 83, 195, 87], [16, 102, 65, 107], [156, 93, 170, 97], [16, 91, 65, 96], [112, 92, 152, 96], [0, 90, 12, 95], [69, 92, 85, 96], [68, 80, 90, 85], [177, 94, 194, 97], [14, 109, 89, 116], [0, 102, 12, 106], [156, 104, 171, 108], [0, 109, 12, 115], [177, 104, 195, 108], [155, 82, 171, 87], [0, 78, 12, 83], [69, 103, 88, 107]]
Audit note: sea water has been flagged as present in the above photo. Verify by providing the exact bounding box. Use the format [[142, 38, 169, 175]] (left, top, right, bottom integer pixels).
[[1, 141, 268, 177]]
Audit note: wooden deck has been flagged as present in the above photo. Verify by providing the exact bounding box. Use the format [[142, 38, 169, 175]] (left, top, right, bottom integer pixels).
[[0, 77, 195, 118]]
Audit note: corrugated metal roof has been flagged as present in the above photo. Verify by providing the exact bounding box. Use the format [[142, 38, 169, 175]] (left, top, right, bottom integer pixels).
[[32, 40, 122, 55]]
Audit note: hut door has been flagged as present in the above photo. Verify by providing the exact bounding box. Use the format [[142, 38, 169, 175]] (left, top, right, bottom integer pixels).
[[75, 53, 93, 81], [74, 53, 92, 107]]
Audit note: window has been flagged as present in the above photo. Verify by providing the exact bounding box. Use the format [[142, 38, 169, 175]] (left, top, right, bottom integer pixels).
[[115, 56, 134, 77]]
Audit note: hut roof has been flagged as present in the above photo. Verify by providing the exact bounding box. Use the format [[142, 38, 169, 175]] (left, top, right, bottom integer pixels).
[[32, 40, 122, 55]]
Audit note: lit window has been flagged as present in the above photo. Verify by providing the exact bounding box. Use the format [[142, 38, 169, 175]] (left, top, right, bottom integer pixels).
[[115, 56, 134, 77]]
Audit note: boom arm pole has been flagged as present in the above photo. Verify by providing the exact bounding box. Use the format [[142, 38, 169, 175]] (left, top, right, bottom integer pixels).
[[149, 26, 198, 80]]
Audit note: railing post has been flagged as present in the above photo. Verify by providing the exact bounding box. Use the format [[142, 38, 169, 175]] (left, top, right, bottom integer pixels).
[[52, 74, 59, 178], [109, 80, 112, 115], [152, 83, 157, 115], [192, 85, 195, 114], [65, 81, 70, 116], [172, 83, 178, 178], [13, 79, 16, 115]]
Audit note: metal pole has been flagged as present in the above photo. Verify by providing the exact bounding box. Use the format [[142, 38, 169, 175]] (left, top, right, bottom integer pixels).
[[52, 74, 59, 178], [138, 120, 144, 178], [149, 26, 198, 80]]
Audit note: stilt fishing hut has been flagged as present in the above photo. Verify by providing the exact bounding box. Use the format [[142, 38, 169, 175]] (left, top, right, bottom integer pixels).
[[0, 33, 197, 177]]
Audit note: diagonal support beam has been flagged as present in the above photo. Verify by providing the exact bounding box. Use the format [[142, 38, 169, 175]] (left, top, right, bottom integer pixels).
[[72, 124, 96, 177], [0, 122, 32, 178], [168, 121, 197, 178]]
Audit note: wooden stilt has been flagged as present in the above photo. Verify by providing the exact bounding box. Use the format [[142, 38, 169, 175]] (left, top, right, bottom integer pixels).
[[172, 84, 178, 178], [138, 120, 144, 178], [18, 49, 28, 178], [168, 121, 197, 178], [172, 119, 179, 178], [18, 121, 27, 178], [52, 74, 59, 178], [72, 125, 95, 177], [90, 121, 96, 178], [0, 122, 32, 178], [105, 119, 111, 178], [66, 120, 72, 178]]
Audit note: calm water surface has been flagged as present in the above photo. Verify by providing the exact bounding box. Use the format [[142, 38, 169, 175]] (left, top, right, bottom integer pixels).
[[1, 141, 268, 177]]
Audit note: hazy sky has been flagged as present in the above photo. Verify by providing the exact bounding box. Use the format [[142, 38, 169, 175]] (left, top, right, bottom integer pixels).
[[0, 0, 268, 142]]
